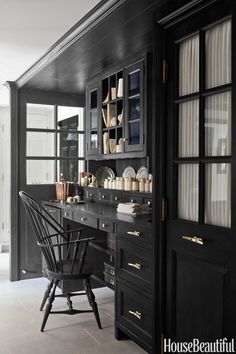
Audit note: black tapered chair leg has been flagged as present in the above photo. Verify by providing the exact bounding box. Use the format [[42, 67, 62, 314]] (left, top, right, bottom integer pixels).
[[40, 279, 54, 311], [66, 294, 73, 311], [41, 280, 59, 332], [84, 278, 102, 329]]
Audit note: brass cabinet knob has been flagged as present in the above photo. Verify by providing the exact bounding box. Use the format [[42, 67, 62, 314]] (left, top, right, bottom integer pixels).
[[102, 223, 108, 228], [81, 217, 87, 221], [114, 197, 118, 201], [102, 195, 105, 199]]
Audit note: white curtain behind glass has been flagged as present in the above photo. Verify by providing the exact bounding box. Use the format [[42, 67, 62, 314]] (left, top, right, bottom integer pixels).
[[178, 164, 199, 222], [205, 164, 231, 228], [205, 20, 231, 89], [179, 35, 199, 96], [205, 91, 231, 156], [179, 99, 199, 157]]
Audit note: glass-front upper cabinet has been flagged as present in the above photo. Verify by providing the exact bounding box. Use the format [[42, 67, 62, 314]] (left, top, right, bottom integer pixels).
[[86, 80, 100, 157], [125, 60, 144, 153]]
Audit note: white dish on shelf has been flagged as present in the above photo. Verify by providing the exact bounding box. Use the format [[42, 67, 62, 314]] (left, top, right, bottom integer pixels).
[[136, 166, 148, 181], [96, 166, 115, 187], [122, 166, 136, 179]]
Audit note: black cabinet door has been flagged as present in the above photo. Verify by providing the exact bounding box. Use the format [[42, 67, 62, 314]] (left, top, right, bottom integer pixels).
[[124, 60, 144, 153], [162, 0, 235, 341], [86, 79, 101, 157]]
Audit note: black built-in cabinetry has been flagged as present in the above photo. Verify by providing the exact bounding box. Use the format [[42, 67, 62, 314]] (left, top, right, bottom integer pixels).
[[86, 55, 146, 159]]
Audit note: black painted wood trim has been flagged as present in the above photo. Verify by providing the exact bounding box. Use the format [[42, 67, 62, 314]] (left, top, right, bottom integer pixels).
[[7, 81, 19, 281], [15, 0, 128, 89]]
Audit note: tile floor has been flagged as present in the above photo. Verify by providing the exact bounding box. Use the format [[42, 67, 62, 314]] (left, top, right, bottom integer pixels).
[[0, 253, 145, 354]]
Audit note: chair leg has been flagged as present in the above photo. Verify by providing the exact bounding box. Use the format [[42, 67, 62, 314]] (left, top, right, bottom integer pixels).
[[40, 279, 54, 311], [83, 278, 102, 329], [66, 294, 73, 311], [41, 279, 59, 332]]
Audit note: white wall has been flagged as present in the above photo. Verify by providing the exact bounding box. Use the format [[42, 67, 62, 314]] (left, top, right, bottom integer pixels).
[[0, 106, 10, 251]]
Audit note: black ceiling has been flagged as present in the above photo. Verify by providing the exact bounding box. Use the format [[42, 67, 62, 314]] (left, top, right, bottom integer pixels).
[[18, 0, 194, 94]]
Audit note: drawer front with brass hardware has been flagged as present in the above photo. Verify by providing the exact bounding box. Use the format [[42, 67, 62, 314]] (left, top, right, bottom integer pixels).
[[73, 212, 98, 228], [117, 239, 152, 289], [125, 195, 143, 204], [111, 192, 125, 204], [116, 281, 152, 347], [116, 223, 152, 248], [85, 188, 98, 200], [98, 190, 110, 202], [99, 218, 114, 233], [63, 209, 73, 220]]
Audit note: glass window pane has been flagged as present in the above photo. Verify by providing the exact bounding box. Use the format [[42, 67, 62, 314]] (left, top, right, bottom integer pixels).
[[129, 97, 140, 121], [90, 132, 98, 150], [205, 163, 231, 228], [27, 104, 55, 129], [27, 160, 55, 184], [205, 92, 231, 156], [90, 110, 97, 129], [128, 70, 140, 96], [90, 90, 97, 109], [179, 99, 199, 157], [129, 121, 140, 145], [179, 35, 199, 96], [57, 133, 84, 158], [57, 160, 85, 183], [27, 132, 55, 157], [58, 106, 84, 131], [178, 164, 199, 221], [205, 20, 231, 89]]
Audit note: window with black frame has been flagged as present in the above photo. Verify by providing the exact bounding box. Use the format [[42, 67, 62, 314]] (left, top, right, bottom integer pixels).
[[26, 104, 85, 184]]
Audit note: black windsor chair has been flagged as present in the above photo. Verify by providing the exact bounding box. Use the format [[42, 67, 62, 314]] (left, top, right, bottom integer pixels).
[[19, 191, 102, 332]]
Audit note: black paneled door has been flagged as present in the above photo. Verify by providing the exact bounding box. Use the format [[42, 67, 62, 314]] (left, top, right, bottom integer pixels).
[[163, 0, 235, 341]]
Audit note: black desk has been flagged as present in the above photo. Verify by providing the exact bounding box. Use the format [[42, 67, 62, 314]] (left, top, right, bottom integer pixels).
[[44, 200, 153, 353]]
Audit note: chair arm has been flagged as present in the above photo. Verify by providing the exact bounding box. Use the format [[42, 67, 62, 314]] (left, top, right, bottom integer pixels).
[[38, 237, 95, 248]]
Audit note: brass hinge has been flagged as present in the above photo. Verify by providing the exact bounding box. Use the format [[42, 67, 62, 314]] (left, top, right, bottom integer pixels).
[[161, 333, 164, 354], [161, 198, 167, 221], [162, 60, 168, 83]]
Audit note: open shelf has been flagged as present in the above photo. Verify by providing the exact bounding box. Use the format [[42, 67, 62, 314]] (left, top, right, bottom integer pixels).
[[89, 240, 115, 257]]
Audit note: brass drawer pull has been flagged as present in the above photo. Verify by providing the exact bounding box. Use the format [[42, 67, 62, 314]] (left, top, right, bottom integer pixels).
[[101, 195, 105, 199], [81, 217, 87, 221], [89, 193, 93, 197], [127, 231, 141, 237], [128, 310, 142, 320], [49, 209, 56, 213], [102, 223, 108, 228], [182, 235, 204, 246], [128, 262, 141, 270], [114, 196, 118, 201]]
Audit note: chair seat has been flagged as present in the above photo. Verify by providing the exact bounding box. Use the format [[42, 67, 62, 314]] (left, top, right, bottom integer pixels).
[[46, 259, 93, 281]]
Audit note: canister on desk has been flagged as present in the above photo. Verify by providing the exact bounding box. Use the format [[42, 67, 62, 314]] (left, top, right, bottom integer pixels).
[[104, 179, 108, 189]]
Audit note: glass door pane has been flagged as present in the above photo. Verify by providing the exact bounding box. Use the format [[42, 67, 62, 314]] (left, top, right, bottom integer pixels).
[[205, 163, 231, 227], [205, 91, 231, 156], [178, 164, 199, 222], [205, 20, 231, 89], [179, 35, 199, 96], [178, 99, 199, 157]]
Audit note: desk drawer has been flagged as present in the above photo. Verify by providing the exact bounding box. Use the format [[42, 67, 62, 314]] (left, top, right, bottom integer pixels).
[[117, 281, 152, 346], [63, 209, 73, 220], [117, 239, 152, 289], [85, 188, 98, 200], [116, 223, 152, 247], [99, 218, 114, 233], [98, 190, 110, 202], [76, 213, 98, 228], [111, 192, 124, 204], [125, 195, 143, 204]]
